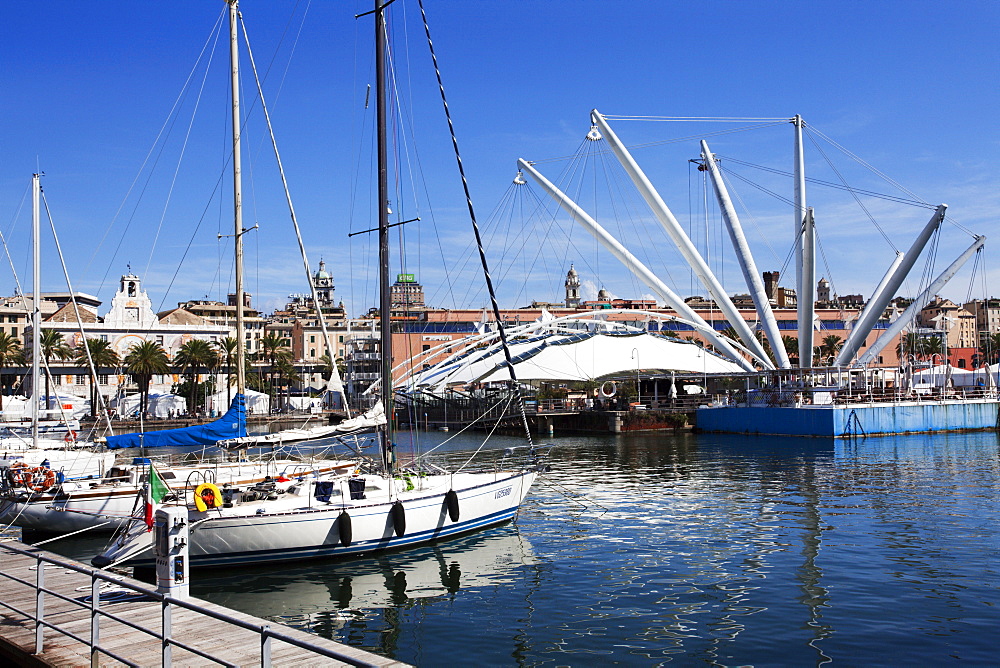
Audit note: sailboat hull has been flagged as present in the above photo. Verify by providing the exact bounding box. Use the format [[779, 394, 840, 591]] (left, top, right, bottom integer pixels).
[[104, 469, 537, 568]]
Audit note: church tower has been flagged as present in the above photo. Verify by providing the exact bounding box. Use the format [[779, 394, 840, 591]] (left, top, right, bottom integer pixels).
[[313, 259, 334, 309], [565, 264, 581, 308]]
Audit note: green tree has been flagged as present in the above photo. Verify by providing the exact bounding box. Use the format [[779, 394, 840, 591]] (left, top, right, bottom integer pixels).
[[781, 335, 798, 364], [213, 336, 239, 408], [896, 332, 922, 362], [39, 329, 73, 410], [979, 332, 1000, 365], [259, 332, 292, 407], [124, 341, 170, 417], [74, 338, 120, 419], [0, 331, 24, 410], [173, 339, 219, 413], [818, 334, 843, 365]]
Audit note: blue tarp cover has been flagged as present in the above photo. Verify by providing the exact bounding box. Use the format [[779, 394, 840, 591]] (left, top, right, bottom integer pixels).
[[105, 394, 247, 449]]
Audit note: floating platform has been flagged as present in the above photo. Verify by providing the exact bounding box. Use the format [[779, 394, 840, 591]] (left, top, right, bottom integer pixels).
[[696, 398, 1000, 437]]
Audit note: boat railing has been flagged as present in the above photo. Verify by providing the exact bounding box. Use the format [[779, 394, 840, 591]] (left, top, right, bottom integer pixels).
[[0, 540, 384, 667]]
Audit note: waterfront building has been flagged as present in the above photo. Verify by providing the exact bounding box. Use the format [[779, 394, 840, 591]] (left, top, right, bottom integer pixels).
[[24, 273, 230, 402]]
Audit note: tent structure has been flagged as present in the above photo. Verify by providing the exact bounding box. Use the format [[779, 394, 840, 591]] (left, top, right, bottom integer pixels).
[[208, 388, 270, 415], [406, 330, 745, 392], [911, 364, 996, 388]]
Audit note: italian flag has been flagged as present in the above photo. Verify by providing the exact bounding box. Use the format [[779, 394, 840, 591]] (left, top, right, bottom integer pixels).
[[143, 466, 172, 530]]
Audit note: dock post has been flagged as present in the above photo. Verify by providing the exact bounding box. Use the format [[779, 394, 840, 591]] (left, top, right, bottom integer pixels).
[[34, 554, 44, 654], [154, 506, 190, 599]]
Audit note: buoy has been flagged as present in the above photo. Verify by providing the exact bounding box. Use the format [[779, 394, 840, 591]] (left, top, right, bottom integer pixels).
[[600, 381, 617, 398], [193, 482, 223, 512], [25, 467, 57, 493], [390, 501, 406, 537], [444, 489, 460, 522], [338, 511, 353, 547], [63, 430, 77, 443]]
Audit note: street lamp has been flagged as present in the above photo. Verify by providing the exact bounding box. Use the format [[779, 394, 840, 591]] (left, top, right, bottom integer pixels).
[[631, 348, 640, 406]]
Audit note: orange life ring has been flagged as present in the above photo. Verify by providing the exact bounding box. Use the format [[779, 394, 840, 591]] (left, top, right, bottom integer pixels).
[[7, 461, 31, 487], [25, 467, 57, 493], [63, 430, 77, 443]]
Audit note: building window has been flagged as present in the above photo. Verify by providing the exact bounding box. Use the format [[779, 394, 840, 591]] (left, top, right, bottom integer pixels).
[[310, 335, 316, 343], [98, 374, 109, 384], [75, 375, 86, 385], [100, 334, 109, 342], [310, 348, 315, 357], [10, 327, 16, 337], [156, 335, 164, 345]]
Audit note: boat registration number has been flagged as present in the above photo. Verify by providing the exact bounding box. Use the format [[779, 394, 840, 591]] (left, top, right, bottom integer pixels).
[[495, 486, 512, 499]]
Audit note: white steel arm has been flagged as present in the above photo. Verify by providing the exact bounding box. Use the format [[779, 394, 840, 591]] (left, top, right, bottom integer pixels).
[[518, 158, 759, 371], [835, 205, 947, 365], [591, 110, 773, 368], [857, 235, 985, 366], [701, 140, 790, 368]]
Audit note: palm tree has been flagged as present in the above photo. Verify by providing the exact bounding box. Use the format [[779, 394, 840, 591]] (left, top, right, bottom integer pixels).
[[0, 331, 24, 410], [213, 337, 239, 407], [259, 332, 292, 407], [173, 339, 218, 414], [275, 358, 302, 409], [979, 332, 1000, 365], [818, 334, 843, 365], [781, 335, 798, 364], [922, 336, 944, 364], [40, 329, 72, 410], [124, 341, 170, 417], [896, 332, 922, 363], [74, 338, 121, 419]]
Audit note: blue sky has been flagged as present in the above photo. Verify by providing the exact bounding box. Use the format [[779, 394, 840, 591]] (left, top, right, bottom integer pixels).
[[2, 1, 997, 317]]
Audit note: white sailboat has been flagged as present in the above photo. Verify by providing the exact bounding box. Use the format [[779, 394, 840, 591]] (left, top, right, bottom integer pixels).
[[0, 174, 114, 486], [94, 0, 542, 569]]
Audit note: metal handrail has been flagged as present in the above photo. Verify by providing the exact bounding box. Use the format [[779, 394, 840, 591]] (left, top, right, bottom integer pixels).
[[0, 541, 382, 667]]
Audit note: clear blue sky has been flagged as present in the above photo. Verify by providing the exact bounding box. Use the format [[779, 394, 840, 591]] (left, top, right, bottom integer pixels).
[[2, 1, 997, 317]]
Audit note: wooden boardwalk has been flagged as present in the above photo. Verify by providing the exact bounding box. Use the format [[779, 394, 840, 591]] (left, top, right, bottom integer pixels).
[[0, 540, 407, 667]]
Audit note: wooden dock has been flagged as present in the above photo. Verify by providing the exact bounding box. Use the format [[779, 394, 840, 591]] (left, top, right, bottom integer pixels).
[[0, 539, 407, 667]]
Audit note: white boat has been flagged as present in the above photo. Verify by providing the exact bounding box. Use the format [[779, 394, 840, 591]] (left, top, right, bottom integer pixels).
[[94, 0, 543, 570], [0, 175, 112, 486], [0, 455, 356, 534]]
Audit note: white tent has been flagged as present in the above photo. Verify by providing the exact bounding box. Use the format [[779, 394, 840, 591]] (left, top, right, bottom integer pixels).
[[1, 396, 27, 420], [40, 394, 90, 419], [208, 389, 270, 415], [408, 331, 744, 391], [284, 396, 323, 412], [148, 393, 188, 418]]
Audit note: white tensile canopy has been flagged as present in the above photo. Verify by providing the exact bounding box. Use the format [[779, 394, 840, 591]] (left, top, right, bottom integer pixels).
[[407, 331, 744, 391], [912, 364, 998, 388]]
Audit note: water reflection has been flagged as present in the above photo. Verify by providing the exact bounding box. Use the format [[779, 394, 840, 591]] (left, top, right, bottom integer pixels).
[[191, 525, 535, 629], [27, 429, 1000, 665]]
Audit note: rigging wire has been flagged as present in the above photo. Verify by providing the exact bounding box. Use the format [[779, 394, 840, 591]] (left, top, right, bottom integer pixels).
[[417, 0, 534, 446], [804, 128, 896, 250], [91, 6, 228, 295]]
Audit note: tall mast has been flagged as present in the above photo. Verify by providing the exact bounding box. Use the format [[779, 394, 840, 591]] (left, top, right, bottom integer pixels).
[[31, 174, 41, 444], [229, 0, 246, 399], [793, 115, 814, 368], [375, 0, 394, 474]]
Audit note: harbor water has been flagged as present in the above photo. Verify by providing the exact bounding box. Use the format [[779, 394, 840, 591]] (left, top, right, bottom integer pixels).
[[36, 428, 1000, 665]]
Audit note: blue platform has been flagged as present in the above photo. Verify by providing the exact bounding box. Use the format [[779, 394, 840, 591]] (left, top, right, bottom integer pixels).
[[696, 399, 1000, 437]]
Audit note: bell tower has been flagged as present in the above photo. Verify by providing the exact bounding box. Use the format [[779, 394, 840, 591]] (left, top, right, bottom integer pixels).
[[565, 264, 581, 308]]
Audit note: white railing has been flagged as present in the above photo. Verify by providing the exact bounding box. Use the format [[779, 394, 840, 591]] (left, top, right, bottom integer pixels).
[[0, 541, 383, 667]]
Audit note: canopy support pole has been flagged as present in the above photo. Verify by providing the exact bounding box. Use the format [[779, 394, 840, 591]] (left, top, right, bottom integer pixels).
[[591, 110, 772, 368], [518, 158, 758, 372]]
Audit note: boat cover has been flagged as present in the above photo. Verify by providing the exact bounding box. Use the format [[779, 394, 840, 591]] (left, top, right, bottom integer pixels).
[[104, 394, 247, 449]]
